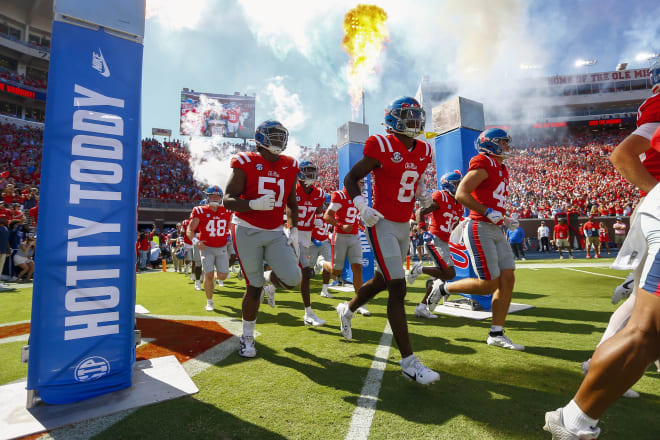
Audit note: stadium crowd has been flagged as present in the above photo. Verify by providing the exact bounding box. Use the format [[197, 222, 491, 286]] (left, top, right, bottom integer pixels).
[[0, 66, 47, 90], [139, 138, 205, 204]]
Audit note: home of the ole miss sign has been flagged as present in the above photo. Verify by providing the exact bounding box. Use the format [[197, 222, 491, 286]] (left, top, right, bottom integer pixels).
[[548, 68, 650, 85]]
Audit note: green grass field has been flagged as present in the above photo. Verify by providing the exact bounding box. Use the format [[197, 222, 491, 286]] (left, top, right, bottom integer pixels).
[[1, 260, 660, 439]]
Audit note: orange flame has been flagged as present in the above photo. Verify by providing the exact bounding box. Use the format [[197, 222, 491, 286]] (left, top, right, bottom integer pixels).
[[342, 5, 389, 119]]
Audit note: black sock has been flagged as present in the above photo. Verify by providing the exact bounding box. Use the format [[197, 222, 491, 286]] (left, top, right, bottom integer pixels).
[[489, 330, 504, 337]]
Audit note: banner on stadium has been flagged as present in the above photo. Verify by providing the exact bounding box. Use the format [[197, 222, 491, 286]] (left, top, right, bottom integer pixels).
[[152, 127, 172, 137], [180, 90, 256, 138], [544, 68, 649, 86], [28, 1, 144, 404], [0, 78, 47, 101]]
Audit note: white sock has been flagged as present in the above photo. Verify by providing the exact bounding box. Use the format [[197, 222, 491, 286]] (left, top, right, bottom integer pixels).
[[242, 319, 256, 338], [490, 325, 503, 333], [562, 399, 598, 434], [264, 270, 272, 282], [401, 354, 416, 367], [417, 302, 426, 309], [207, 298, 213, 304], [322, 283, 329, 292], [305, 306, 313, 315], [442, 281, 450, 294]]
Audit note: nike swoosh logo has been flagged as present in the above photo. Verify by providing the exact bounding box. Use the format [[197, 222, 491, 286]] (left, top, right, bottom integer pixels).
[[622, 280, 634, 289], [402, 370, 416, 380]]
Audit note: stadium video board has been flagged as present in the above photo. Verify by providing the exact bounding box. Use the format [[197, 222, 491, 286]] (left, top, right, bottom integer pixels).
[[180, 90, 255, 138]]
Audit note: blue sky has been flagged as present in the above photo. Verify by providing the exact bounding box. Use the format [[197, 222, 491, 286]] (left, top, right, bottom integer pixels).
[[141, 0, 660, 147]]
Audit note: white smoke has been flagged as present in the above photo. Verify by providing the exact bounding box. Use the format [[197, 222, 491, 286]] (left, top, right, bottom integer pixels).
[[180, 95, 240, 190], [260, 76, 308, 159], [146, 0, 210, 30]]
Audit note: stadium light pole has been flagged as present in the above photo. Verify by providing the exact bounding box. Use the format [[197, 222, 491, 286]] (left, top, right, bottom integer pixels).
[[635, 52, 660, 67], [574, 58, 598, 73]]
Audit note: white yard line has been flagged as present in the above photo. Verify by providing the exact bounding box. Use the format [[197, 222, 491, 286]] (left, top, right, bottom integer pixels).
[[345, 322, 393, 440], [563, 268, 626, 280]]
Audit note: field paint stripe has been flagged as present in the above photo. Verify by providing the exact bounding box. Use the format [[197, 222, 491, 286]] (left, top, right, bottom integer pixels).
[[345, 322, 393, 440], [563, 268, 626, 280], [0, 334, 29, 344]]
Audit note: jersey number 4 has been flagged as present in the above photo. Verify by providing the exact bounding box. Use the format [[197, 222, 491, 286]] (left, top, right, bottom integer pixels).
[[492, 181, 507, 209], [205, 219, 227, 237]]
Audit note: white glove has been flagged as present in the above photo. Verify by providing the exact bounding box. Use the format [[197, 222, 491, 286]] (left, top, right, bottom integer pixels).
[[286, 227, 300, 258], [353, 195, 384, 227], [313, 218, 323, 229], [249, 193, 275, 211], [484, 208, 504, 225]]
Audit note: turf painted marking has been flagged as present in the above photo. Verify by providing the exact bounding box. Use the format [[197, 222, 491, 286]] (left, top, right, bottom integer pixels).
[[563, 268, 626, 280], [345, 322, 393, 440]]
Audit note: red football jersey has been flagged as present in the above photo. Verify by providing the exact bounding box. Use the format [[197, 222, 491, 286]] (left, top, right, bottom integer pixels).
[[428, 190, 464, 242], [363, 134, 433, 223], [637, 93, 660, 127], [230, 152, 299, 230], [190, 205, 232, 247], [653, 124, 660, 152], [296, 183, 325, 231], [329, 189, 359, 235], [637, 94, 660, 195], [312, 213, 332, 242], [554, 224, 569, 240], [467, 153, 509, 224], [181, 219, 193, 245], [227, 109, 241, 124]]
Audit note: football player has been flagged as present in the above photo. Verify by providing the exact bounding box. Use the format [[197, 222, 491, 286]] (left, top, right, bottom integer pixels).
[[291, 160, 326, 326], [310, 200, 333, 296], [336, 96, 439, 385], [323, 181, 370, 315], [223, 120, 302, 358], [408, 170, 465, 318], [187, 186, 233, 311], [428, 128, 525, 351], [546, 61, 660, 439]]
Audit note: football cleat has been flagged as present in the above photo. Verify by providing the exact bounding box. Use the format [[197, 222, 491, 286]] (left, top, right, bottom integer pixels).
[[320, 290, 335, 298], [414, 304, 438, 319], [194, 280, 202, 291], [543, 408, 600, 440], [336, 302, 353, 340], [487, 333, 525, 351], [400, 355, 440, 385], [205, 300, 214, 312], [406, 261, 424, 285], [303, 310, 326, 327], [217, 279, 224, 287], [263, 284, 276, 308], [314, 257, 325, 275], [238, 335, 256, 358], [356, 306, 371, 316], [427, 279, 447, 309], [611, 272, 634, 304]]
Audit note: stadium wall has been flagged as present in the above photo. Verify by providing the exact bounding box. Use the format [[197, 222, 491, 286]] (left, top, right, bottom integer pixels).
[[516, 216, 628, 248]]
